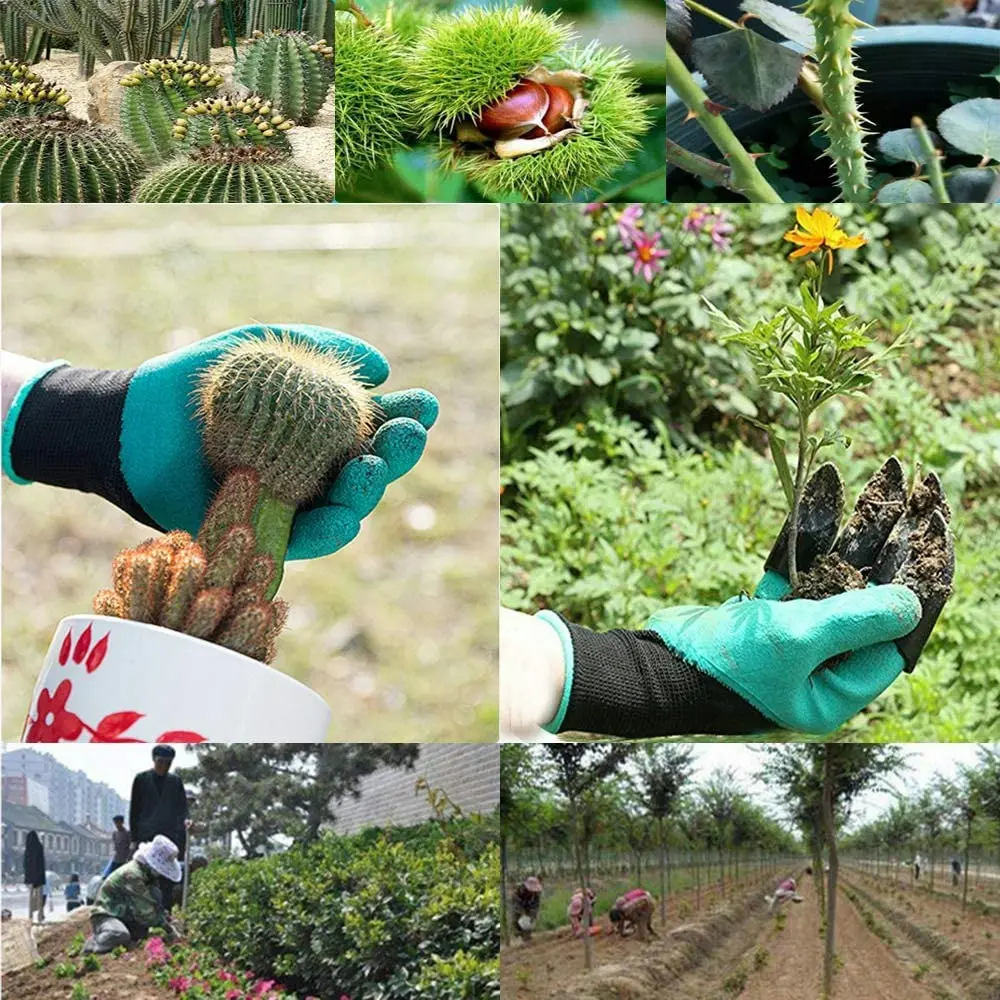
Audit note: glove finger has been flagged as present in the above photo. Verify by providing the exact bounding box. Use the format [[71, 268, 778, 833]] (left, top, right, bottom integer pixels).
[[803, 584, 921, 663], [753, 570, 791, 601], [833, 456, 907, 573], [809, 642, 904, 728], [325, 454, 389, 520], [764, 463, 844, 582], [372, 388, 440, 430], [370, 417, 428, 482], [287, 503, 360, 561]]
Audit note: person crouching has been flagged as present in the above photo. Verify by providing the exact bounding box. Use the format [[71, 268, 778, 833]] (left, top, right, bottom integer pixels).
[[608, 889, 657, 940], [82, 835, 181, 953]]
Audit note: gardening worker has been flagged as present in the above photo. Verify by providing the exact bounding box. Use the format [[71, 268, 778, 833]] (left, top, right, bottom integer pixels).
[[609, 889, 657, 939], [501, 458, 955, 740], [110, 814, 131, 874], [0, 325, 438, 560], [129, 746, 188, 911], [22, 830, 45, 925], [567, 887, 596, 937], [82, 835, 181, 954], [65, 873, 83, 912], [512, 876, 543, 938], [766, 877, 800, 913]]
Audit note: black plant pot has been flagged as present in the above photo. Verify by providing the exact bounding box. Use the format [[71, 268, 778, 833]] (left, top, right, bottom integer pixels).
[[667, 26, 1000, 201]]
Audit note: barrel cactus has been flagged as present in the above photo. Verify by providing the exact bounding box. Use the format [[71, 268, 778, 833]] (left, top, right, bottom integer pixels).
[[120, 59, 225, 166], [0, 80, 72, 119], [0, 59, 42, 84], [0, 117, 144, 201], [234, 30, 333, 125], [174, 95, 294, 156], [135, 146, 334, 202]]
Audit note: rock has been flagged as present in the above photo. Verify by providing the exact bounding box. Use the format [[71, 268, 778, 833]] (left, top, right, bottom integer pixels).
[[87, 61, 137, 125]]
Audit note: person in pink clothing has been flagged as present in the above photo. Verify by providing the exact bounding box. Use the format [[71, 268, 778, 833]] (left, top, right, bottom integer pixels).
[[609, 888, 657, 940], [567, 887, 596, 937], [766, 876, 801, 913]]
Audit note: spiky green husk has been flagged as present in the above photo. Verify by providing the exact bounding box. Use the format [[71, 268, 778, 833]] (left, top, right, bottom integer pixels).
[[805, 0, 871, 202], [234, 30, 333, 125], [0, 117, 144, 202], [451, 43, 648, 201], [175, 95, 294, 155], [407, 6, 570, 134], [197, 331, 377, 506], [0, 60, 41, 84], [120, 59, 224, 166], [135, 146, 334, 202], [334, 14, 413, 189], [0, 80, 71, 119]]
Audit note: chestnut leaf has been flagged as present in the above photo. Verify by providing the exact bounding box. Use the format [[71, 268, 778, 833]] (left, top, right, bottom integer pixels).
[[666, 0, 691, 52], [945, 168, 998, 204], [875, 179, 936, 205], [691, 29, 803, 112]]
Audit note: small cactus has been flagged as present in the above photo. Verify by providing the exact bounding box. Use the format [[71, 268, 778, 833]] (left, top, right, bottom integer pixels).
[[174, 95, 294, 155], [120, 59, 225, 166], [93, 469, 287, 663], [234, 30, 333, 125], [197, 331, 379, 596], [0, 80, 72, 119], [134, 146, 334, 202], [0, 60, 42, 84], [0, 117, 144, 202]]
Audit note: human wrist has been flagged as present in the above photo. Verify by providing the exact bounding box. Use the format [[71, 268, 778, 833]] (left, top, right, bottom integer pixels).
[[499, 607, 566, 734]]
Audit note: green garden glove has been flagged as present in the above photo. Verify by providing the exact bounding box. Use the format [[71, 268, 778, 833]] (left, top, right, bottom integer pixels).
[[3, 324, 438, 560]]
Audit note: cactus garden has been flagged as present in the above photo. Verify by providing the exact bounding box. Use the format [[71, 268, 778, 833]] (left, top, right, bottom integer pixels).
[[0, 0, 334, 201], [667, 0, 1000, 203]]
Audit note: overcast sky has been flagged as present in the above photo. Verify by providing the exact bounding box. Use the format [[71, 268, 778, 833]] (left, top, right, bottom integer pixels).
[[1, 744, 200, 799]]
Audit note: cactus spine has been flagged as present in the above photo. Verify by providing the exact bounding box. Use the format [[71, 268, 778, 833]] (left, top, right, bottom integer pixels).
[[174, 95, 294, 155], [120, 59, 224, 166], [0, 117, 144, 201], [196, 332, 378, 595], [805, 0, 871, 202], [234, 30, 333, 125], [0, 80, 72, 119], [93, 470, 288, 664]]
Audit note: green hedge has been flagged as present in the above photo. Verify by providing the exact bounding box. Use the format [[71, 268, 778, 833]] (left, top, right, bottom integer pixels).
[[186, 822, 499, 1000]]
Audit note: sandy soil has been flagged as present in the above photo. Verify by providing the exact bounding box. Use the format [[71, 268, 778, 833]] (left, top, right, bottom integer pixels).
[[25, 45, 332, 181]]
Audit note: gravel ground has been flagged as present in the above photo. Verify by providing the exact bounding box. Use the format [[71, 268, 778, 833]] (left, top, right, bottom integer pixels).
[[25, 44, 333, 183]]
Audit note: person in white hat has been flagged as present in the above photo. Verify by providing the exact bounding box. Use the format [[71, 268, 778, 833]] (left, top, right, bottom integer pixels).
[[82, 835, 181, 954]]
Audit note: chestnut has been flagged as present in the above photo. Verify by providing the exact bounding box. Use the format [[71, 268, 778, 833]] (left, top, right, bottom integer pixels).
[[523, 84, 576, 139], [475, 80, 550, 140]]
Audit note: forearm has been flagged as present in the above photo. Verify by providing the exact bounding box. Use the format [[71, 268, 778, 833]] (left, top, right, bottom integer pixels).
[[1, 352, 51, 427], [499, 608, 565, 737]]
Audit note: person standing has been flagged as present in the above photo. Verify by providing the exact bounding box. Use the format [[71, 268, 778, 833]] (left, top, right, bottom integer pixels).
[[65, 874, 83, 912], [129, 746, 188, 910], [23, 831, 46, 925], [110, 815, 131, 875]]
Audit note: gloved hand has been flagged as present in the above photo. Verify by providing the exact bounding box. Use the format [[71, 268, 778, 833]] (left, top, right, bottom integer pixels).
[[3, 325, 438, 560]]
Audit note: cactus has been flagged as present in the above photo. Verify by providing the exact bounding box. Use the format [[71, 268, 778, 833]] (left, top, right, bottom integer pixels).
[[0, 116, 144, 202], [0, 8, 30, 60], [174, 95, 294, 155], [93, 470, 288, 663], [135, 145, 334, 201], [197, 331, 378, 596], [119, 59, 224, 166], [0, 60, 43, 84], [804, 0, 872, 203], [0, 80, 72, 119], [183, 0, 217, 64], [234, 30, 333, 125]]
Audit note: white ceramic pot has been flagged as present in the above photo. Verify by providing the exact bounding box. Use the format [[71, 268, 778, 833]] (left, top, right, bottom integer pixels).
[[21, 616, 331, 742]]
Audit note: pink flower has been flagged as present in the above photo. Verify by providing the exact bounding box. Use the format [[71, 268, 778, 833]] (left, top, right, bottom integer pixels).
[[616, 204, 644, 248], [144, 936, 169, 966], [226, 992, 244, 1000], [253, 981, 278, 996], [629, 234, 670, 282], [682, 205, 711, 233], [169, 975, 192, 993], [709, 217, 735, 252], [583, 202, 602, 213]]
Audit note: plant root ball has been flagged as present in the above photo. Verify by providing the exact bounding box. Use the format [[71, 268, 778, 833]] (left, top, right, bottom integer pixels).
[[198, 332, 378, 506], [785, 552, 865, 601]]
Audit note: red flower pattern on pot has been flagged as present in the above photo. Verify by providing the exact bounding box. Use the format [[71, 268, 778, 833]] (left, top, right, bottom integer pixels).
[[25, 679, 84, 742]]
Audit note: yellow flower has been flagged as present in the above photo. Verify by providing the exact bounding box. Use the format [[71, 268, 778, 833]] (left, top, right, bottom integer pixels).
[[783, 206, 867, 273]]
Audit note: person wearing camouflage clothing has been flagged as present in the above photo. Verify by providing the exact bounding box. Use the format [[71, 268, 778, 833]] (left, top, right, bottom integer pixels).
[[82, 835, 181, 954]]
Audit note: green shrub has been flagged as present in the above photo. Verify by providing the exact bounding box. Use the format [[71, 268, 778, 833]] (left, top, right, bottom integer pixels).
[[186, 821, 499, 1000]]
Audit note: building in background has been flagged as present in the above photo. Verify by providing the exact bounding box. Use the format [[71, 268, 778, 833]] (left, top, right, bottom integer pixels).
[[331, 744, 499, 835], [1, 803, 109, 878], [2, 748, 127, 830]]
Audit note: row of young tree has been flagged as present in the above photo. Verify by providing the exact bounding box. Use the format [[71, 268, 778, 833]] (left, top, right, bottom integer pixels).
[[501, 743, 999, 997]]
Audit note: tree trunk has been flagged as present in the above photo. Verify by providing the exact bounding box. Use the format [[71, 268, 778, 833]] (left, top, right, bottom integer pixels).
[[501, 834, 510, 946], [568, 792, 592, 970], [821, 747, 839, 1000], [962, 811, 972, 913], [811, 834, 825, 915], [658, 817, 666, 923]]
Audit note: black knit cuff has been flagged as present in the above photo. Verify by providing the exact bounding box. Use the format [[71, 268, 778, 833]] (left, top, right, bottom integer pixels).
[[9, 364, 157, 528], [558, 619, 775, 737]]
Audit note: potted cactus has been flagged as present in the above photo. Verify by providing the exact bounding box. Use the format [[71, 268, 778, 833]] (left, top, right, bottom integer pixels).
[[22, 332, 388, 743]]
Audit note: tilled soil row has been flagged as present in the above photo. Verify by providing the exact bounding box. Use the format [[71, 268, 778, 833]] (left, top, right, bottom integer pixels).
[[545, 872, 795, 1000], [841, 875, 1000, 1000]]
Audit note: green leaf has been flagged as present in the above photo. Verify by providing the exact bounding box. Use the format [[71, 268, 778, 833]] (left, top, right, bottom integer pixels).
[[740, 0, 815, 50], [875, 179, 936, 204], [937, 98, 1000, 161], [584, 357, 614, 386], [877, 128, 938, 166], [768, 430, 795, 510], [691, 29, 804, 113], [945, 168, 998, 204]]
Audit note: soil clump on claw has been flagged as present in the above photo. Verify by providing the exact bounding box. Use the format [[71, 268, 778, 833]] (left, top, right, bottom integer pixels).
[[786, 552, 865, 601]]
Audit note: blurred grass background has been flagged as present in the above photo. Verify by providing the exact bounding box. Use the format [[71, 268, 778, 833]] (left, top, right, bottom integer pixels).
[[1, 204, 499, 742]]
